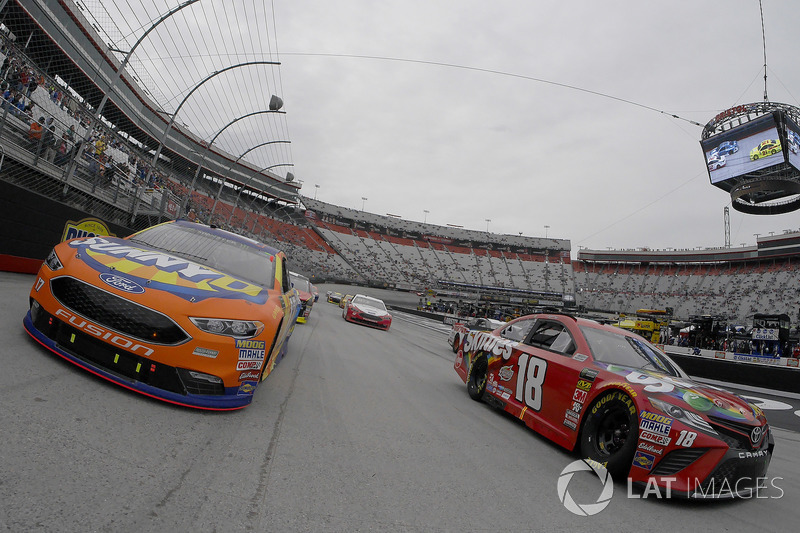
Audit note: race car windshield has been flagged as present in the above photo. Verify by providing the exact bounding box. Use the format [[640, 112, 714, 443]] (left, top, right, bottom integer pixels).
[[580, 326, 683, 377], [290, 275, 311, 292], [129, 224, 276, 287], [351, 296, 386, 310]]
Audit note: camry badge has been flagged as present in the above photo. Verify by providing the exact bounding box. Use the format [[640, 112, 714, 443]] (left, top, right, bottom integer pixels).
[[750, 426, 763, 445]]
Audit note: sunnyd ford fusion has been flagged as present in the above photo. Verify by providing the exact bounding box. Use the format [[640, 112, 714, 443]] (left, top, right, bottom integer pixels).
[[23, 220, 300, 410]]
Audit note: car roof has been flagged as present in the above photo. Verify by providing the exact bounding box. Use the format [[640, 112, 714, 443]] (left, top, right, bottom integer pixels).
[[519, 312, 637, 337]]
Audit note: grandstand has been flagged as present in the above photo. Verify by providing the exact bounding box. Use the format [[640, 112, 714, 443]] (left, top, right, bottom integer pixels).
[[573, 233, 800, 324], [1, 0, 799, 331]]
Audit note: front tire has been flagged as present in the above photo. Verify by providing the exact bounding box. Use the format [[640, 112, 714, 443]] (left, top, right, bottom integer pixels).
[[467, 355, 488, 401], [579, 390, 638, 478]]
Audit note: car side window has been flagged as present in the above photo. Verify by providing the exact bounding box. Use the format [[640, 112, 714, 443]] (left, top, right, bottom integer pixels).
[[280, 259, 291, 294], [526, 321, 576, 356], [500, 319, 535, 342]]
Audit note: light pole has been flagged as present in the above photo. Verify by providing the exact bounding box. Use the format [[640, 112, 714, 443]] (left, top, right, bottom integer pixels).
[[361, 196, 368, 211], [180, 109, 287, 218], [544, 225, 550, 238], [485, 218, 491, 232], [222, 141, 293, 225], [314, 184, 320, 200], [63, 0, 201, 191], [144, 61, 281, 192], [423, 209, 429, 223]]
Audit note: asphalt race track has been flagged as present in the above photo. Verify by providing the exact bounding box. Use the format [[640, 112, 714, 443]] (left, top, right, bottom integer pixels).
[[2, 272, 800, 531]]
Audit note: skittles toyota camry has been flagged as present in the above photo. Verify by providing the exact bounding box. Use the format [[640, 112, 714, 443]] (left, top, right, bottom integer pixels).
[[454, 312, 773, 498], [23, 220, 300, 410]]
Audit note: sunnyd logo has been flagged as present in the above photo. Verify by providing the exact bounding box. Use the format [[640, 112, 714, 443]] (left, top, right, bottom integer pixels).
[[99, 273, 145, 294], [61, 218, 115, 242], [557, 459, 613, 516]]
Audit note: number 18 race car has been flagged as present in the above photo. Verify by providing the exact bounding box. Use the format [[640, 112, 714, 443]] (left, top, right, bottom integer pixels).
[[454, 312, 774, 498], [23, 220, 300, 410]]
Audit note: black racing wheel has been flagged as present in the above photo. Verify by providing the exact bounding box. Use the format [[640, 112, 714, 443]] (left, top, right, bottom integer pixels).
[[467, 355, 488, 401], [579, 390, 638, 478]]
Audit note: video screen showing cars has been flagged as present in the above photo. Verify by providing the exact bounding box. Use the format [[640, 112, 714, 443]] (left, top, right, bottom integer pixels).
[[785, 116, 800, 173], [702, 113, 785, 185]]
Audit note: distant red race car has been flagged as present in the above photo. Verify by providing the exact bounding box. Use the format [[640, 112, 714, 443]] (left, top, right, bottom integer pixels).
[[289, 271, 314, 323], [454, 312, 773, 498], [342, 294, 392, 330]]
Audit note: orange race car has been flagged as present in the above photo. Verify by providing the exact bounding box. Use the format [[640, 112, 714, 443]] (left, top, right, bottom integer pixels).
[[23, 220, 300, 410]]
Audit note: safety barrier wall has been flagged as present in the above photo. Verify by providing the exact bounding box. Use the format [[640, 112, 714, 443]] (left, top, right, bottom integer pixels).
[[0, 178, 133, 273]]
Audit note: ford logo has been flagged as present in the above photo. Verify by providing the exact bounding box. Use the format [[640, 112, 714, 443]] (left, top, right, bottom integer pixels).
[[99, 273, 145, 294], [750, 425, 763, 445]]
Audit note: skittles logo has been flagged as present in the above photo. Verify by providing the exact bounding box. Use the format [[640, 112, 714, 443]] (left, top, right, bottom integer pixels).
[[61, 218, 116, 242]]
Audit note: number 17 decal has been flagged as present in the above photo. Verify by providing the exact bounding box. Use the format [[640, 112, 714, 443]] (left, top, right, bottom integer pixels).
[[515, 354, 547, 411]]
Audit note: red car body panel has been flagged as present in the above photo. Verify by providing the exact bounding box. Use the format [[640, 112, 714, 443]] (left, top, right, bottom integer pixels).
[[454, 313, 773, 498]]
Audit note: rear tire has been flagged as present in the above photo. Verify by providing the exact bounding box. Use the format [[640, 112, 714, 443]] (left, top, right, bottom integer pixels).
[[467, 355, 488, 401], [579, 390, 638, 478]]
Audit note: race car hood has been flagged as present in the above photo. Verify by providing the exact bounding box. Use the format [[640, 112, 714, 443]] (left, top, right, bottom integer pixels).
[[58, 236, 272, 305], [352, 304, 389, 317], [598, 363, 761, 424]]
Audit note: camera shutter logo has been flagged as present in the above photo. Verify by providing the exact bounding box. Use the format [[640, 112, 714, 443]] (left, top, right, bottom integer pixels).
[[557, 459, 614, 516]]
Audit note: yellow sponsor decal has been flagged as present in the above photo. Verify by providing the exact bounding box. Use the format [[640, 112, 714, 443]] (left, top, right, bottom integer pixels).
[[61, 218, 115, 242], [84, 250, 262, 297]]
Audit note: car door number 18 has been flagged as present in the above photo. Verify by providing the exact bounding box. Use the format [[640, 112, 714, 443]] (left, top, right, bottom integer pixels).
[[515, 354, 547, 411]]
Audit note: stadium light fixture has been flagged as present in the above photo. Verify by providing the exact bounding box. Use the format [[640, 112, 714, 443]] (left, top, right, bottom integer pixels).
[[423, 209, 429, 223], [146, 62, 281, 197], [314, 184, 320, 200], [220, 141, 293, 226], [180, 110, 287, 219], [361, 197, 368, 211]]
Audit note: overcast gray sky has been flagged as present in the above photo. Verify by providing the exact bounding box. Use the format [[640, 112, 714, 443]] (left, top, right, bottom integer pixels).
[[94, 0, 800, 255]]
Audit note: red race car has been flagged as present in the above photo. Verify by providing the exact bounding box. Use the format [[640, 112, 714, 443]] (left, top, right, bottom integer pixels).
[[454, 312, 773, 498], [342, 294, 392, 330], [289, 271, 314, 323]]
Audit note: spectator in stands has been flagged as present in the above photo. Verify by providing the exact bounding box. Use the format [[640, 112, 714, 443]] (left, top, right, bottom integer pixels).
[[8, 91, 22, 116], [95, 135, 107, 160], [0, 54, 10, 79], [19, 66, 29, 92], [28, 116, 43, 149], [23, 101, 34, 121], [15, 94, 26, 116], [42, 125, 57, 162], [7, 65, 21, 92], [26, 74, 37, 98], [104, 160, 115, 184], [54, 132, 70, 167], [1, 85, 12, 110]]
